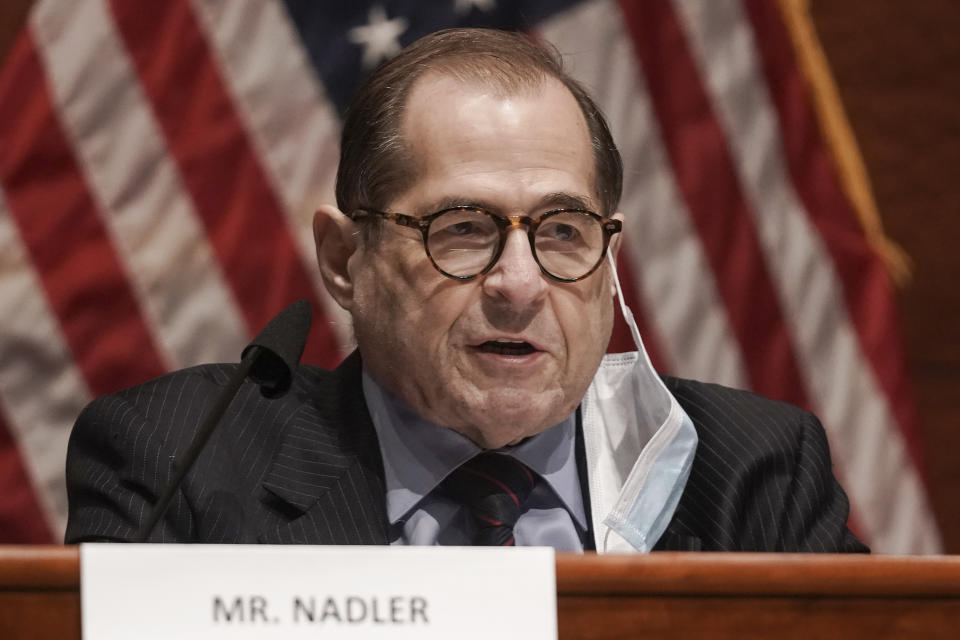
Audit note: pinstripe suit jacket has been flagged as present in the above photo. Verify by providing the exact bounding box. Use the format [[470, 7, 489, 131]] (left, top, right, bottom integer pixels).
[[65, 352, 866, 552]]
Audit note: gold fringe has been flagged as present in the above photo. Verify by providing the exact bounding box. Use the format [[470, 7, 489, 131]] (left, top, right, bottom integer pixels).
[[776, 0, 911, 286]]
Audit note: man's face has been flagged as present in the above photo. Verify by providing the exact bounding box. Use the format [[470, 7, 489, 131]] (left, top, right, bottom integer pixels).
[[346, 74, 620, 449]]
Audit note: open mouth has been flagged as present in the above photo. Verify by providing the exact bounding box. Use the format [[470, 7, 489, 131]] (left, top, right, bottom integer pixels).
[[478, 340, 537, 356]]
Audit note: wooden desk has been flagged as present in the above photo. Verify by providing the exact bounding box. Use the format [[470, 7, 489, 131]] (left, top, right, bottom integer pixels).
[[558, 552, 960, 638], [2, 546, 959, 638]]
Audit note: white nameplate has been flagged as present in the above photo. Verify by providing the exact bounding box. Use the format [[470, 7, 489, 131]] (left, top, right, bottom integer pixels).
[[81, 544, 556, 639]]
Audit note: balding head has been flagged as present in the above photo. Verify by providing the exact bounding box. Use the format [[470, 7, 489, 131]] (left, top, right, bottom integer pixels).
[[335, 28, 623, 241]]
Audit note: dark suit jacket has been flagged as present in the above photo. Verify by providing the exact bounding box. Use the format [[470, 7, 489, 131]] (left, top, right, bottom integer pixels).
[[65, 352, 866, 552]]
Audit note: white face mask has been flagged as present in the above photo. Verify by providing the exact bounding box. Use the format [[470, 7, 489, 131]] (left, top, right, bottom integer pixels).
[[580, 254, 699, 553]]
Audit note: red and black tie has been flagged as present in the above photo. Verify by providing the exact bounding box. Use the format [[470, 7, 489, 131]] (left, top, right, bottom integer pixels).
[[440, 452, 539, 546]]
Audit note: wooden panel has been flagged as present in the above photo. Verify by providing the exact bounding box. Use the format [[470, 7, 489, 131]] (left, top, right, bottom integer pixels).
[[0, 547, 80, 640], [558, 597, 960, 640], [556, 553, 960, 639], [555, 553, 960, 595], [810, 0, 960, 552], [0, 592, 80, 640]]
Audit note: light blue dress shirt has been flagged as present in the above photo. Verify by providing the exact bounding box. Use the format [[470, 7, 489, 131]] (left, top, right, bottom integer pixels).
[[361, 371, 588, 550]]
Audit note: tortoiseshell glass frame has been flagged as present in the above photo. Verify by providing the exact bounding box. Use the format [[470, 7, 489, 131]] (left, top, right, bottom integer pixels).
[[351, 206, 622, 282]]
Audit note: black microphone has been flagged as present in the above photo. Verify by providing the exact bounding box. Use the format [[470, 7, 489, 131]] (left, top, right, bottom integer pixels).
[[242, 298, 312, 398], [133, 299, 313, 542]]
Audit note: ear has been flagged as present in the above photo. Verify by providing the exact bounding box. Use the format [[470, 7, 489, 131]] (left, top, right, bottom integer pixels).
[[313, 204, 358, 312], [607, 212, 626, 298]]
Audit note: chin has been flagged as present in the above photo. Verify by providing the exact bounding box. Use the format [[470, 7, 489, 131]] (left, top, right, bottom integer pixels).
[[460, 395, 565, 449], [467, 428, 530, 451]]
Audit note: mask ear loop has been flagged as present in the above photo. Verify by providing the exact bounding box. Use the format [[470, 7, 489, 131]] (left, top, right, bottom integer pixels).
[[608, 252, 645, 352], [604, 252, 695, 555]]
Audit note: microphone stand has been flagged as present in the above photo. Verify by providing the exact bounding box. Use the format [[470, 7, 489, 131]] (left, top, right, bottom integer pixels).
[[133, 299, 311, 542], [132, 348, 260, 543]]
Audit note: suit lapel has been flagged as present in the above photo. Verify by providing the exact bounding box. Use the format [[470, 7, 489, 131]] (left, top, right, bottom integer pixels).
[[257, 352, 389, 545]]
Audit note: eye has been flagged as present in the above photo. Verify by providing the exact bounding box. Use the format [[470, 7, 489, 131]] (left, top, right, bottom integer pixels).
[[429, 210, 497, 242], [546, 222, 579, 241], [539, 220, 583, 243], [445, 220, 481, 236]]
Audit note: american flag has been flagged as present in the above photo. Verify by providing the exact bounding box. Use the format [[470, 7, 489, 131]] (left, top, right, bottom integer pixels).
[[0, 0, 941, 552]]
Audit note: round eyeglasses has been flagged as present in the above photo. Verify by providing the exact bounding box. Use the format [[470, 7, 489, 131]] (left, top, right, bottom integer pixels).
[[351, 206, 622, 282]]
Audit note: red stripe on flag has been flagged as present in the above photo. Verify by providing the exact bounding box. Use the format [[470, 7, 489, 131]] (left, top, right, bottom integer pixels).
[[0, 410, 53, 543], [529, 26, 667, 368], [0, 33, 167, 395], [108, 0, 340, 368], [619, 0, 810, 408], [609, 249, 669, 372], [741, 0, 925, 471]]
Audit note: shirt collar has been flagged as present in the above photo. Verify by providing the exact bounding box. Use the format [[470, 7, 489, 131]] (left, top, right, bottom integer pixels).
[[361, 370, 587, 529]]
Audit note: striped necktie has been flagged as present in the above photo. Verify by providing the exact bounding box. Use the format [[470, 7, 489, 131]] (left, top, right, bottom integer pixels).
[[440, 452, 539, 546]]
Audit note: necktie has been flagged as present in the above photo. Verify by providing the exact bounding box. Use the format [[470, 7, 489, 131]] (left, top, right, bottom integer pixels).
[[439, 452, 539, 546]]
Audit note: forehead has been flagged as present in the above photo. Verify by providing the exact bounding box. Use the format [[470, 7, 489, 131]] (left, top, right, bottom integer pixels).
[[395, 73, 596, 212]]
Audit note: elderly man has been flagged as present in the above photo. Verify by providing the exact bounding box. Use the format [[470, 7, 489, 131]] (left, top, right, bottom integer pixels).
[[65, 29, 865, 553]]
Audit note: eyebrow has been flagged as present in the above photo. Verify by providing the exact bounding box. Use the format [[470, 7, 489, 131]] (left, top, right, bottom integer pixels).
[[535, 192, 597, 212], [417, 192, 598, 216]]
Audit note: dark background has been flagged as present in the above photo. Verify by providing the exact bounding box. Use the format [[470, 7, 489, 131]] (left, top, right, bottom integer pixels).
[[2, 0, 958, 551]]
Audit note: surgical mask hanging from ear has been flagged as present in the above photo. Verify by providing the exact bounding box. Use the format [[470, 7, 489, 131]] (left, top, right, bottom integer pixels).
[[579, 254, 699, 553], [608, 252, 646, 351]]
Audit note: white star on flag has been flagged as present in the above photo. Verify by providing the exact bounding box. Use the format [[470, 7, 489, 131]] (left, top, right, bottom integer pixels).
[[349, 5, 409, 69]]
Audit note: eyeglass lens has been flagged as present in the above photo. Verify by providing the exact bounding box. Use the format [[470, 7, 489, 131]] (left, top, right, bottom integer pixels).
[[426, 209, 605, 280]]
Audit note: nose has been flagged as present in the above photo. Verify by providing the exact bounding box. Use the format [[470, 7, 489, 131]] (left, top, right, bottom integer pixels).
[[481, 227, 549, 307]]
